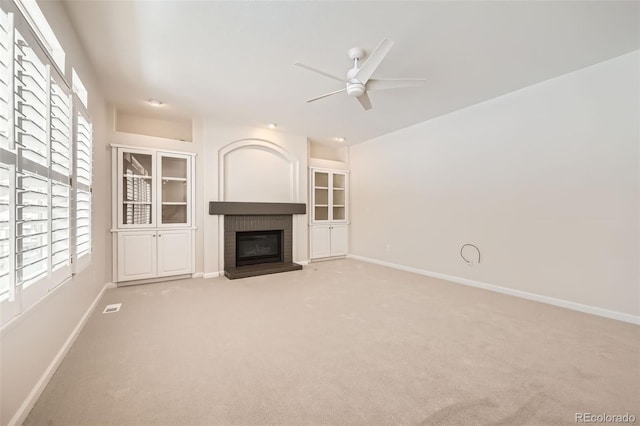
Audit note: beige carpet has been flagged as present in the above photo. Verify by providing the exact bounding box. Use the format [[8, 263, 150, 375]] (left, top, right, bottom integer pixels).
[[25, 259, 639, 425]]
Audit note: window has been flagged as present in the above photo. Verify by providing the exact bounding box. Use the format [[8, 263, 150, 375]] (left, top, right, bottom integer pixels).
[[71, 69, 87, 109], [13, 0, 65, 72], [0, 2, 92, 326], [74, 109, 91, 259]]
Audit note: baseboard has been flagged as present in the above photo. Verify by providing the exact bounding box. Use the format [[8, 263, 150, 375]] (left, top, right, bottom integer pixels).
[[297, 260, 310, 265], [105, 282, 117, 289], [203, 272, 222, 279], [116, 274, 195, 287], [191, 272, 204, 279], [309, 255, 347, 263], [348, 255, 640, 325], [8, 282, 110, 426]]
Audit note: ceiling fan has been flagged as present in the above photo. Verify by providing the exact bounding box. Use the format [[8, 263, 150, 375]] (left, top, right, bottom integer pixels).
[[295, 38, 425, 111]]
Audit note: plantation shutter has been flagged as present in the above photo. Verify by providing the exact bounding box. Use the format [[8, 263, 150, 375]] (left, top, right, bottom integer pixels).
[[74, 110, 91, 259], [1, 0, 87, 325], [0, 164, 11, 301], [49, 79, 71, 274], [0, 9, 12, 301], [0, 9, 12, 151], [14, 28, 49, 288]]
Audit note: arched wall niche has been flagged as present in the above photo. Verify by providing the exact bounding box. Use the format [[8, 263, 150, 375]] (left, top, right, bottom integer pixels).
[[218, 139, 300, 202]]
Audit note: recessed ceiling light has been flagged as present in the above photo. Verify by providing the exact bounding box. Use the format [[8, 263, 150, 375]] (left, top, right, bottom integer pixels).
[[335, 136, 346, 142], [267, 123, 278, 129], [148, 99, 163, 106]]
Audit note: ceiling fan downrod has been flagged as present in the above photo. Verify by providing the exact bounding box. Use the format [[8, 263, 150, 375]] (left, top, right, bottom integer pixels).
[[346, 47, 365, 97]]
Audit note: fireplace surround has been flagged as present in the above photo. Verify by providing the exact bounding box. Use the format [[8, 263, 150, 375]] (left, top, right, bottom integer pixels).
[[210, 202, 306, 279]]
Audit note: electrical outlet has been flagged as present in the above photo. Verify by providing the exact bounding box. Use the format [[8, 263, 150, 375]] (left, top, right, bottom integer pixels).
[[385, 244, 391, 253]]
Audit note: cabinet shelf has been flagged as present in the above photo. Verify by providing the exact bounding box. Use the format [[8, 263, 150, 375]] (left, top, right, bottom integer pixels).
[[315, 186, 328, 190], [123, 201, 152, 205], [162, 177, 187, 182], [123, 174, 152, 179]]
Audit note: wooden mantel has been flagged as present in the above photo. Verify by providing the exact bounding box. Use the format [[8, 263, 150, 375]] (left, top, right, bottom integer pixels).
[[208, 202, 306, 216]]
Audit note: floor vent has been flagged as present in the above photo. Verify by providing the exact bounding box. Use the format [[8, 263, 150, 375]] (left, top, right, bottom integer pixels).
[[103, 303, 122, 314]]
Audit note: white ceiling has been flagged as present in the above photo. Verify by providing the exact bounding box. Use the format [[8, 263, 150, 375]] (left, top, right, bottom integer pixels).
[[62, 1, 639, 145]]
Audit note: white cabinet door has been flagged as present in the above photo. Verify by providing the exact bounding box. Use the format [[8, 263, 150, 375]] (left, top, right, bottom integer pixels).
[[310, 168, 350, 224], [157, 153, 192, 228], [310, 225, 348, 259], [117, 231, 157, 281], [330, 172, 348, 222], [157, 230, 192, 277], [311, 170, 330, 223], [330, 224, 348, 256], [310, 225, 331, 259], [117, 148, 156, 229]]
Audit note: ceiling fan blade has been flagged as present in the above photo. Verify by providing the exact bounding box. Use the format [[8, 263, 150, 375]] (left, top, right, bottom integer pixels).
[[367, 78, 426, 91], [356, 92, 372, 110], [306, 88, 347, 103], [354, 38, 394, 85], [295, 62, 344, 83]]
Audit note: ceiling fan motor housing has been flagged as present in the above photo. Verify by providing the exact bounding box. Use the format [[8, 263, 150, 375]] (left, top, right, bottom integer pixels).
[[346, 66, 365, 97], [346, 79, 365, 97]]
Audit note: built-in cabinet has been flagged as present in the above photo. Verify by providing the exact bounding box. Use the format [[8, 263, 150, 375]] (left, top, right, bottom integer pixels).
[[112, 146, 195, 283], [310, 168, 349, 259]]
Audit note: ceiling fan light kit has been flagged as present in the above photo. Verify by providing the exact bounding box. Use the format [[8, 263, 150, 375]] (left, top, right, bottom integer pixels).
[[295, 38, 425, 111], [346, 80, 365, 97]]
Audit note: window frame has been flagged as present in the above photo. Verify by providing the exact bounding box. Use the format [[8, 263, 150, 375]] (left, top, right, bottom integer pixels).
[[0, 0, 93, 328]]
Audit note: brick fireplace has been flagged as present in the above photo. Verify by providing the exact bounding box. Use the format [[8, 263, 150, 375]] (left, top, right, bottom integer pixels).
[[209, 202, 306, 279]]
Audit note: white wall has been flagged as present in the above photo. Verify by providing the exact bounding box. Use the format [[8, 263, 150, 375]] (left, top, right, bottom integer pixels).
[[0, 2, 109, 425], [350, 51, 639, 319], [115, 110, 193, 142], [203, 125, 309, 275], [224, 146, 295, 202]]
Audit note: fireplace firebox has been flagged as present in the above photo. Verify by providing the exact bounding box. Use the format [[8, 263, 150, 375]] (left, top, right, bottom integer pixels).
[[236, 230, 283, 267]]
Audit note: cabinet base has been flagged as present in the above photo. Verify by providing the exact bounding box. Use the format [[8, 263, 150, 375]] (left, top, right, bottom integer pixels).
[[224, 262, 303, 280]]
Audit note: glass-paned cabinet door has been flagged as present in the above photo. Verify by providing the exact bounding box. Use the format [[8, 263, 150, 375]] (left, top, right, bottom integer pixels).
[[331, 172, 346, 221], [118, 149, 155, 227], [159, 153, 190, 226], [312, 170, 329, 222]]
